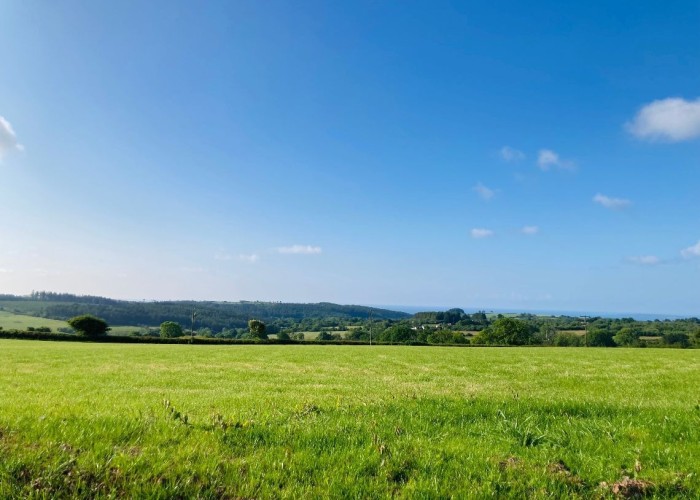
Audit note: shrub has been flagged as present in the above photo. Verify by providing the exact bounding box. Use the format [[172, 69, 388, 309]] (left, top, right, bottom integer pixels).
[[248, 319, 267, 340], [552, 331, 583, 347], [316, 331, 334, 341], [662, 332, 690, 348], [160, 321, 184, 338], [587, 328, 616, 347], [67, 315, 109, 337], [472, 318, 533, 345], [427, 330, 468, 344]]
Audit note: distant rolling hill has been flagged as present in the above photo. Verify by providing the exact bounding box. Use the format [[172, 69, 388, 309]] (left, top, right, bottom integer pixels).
[[0, 293, 409, 331]]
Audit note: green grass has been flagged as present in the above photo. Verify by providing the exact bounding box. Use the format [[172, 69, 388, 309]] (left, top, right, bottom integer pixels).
[[297, 330, 352, 340], [0, 341, 698, 498], [0, 310, 71, 331], [0, 310, 140, 336]]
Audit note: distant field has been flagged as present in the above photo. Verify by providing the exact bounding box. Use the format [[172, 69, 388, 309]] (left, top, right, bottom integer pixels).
[[298, 330, 351, 340], [0, 310, 71, 331], [0, 310, 140, 336], [0, 341, 697, 497], [559, 329, 586, 336]]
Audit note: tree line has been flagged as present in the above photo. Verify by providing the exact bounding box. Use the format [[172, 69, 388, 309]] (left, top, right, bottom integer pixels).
[[2, 294, 698, 348], [0, 293, 409, 332]]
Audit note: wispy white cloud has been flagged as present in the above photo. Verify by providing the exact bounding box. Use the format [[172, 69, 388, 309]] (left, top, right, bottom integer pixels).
[[239, 253, 260, 263], [0, 116, 23, 160], [681, 240, 700, 259], [277, 245, 322, 255], [500, 146, 525, 162], [627, 97, 700, 142], [627, 255, 660, 266], [214, 251, 234, 261], [521, 225, 539, 235], [471, 228, 494, 239], [537, 149, 575, 171], [216, 251, 260, 263], [473, 182, 496, 201], [593, 193, 631, 210]]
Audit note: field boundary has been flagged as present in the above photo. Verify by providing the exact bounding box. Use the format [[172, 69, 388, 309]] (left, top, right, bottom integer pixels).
[[0, 330, 476, 347]]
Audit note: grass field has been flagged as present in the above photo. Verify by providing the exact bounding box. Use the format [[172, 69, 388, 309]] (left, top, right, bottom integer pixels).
[[0, 341, 698, 498], [0, 310, 140, 336], [0, 310, 71, 332]]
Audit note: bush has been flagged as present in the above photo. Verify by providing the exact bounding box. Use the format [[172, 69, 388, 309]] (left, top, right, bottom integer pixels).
[[692, 328, 700, 347], [472, 318, 533, 345], [662, 332, 690, 348], [587, 328, 615, 347], [160, 321, 184, 338], [613, 327, 639, 347], [67, 315, 109, 337], [427, 330, 468, 344], [248, 319, 267, 340], [316, 331, 334, 341], [552, 331, 583, 347], [379, 325, 415, 343]]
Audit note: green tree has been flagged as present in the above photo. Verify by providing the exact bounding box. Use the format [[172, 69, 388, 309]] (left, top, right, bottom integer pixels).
[[427, 330, 468, 344], [316, 331, 334, 341], [662, 332, 689, 348], [587, 328, 615, 347], [552, 331, 583, 347], [196, 327, 214, 337], [613, 327, 639, 347], [691, 328, 700, 347], [67, 315, 109, 337], [380, 324, 415, 343], [159, 321, 183, 338], [217, 328, 237, 339], [472, 317, 532, 345], [537, 323, 557, 344], [248, 319, 268, 340]]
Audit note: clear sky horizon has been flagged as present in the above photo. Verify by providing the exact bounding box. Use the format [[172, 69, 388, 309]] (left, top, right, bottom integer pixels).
[[1, 1, 699, 315]]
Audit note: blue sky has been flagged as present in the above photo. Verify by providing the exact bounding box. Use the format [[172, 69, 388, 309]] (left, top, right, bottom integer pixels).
[[1, 1, 699, 315]]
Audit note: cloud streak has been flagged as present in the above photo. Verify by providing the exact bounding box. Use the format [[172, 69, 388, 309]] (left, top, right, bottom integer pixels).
[[500, 146, 525, 162], [473, 182, 496, 201], [593, 193, 631, 210], [0, 116, 23, 160], [627, 255, 660, 266], [521, 225, 539, 235], [627, 97, 700, 142], [537, 149, 575, 171], [215, 251, 260, 263], [471, 228, 494, 239], [277, 245, 322, 255]]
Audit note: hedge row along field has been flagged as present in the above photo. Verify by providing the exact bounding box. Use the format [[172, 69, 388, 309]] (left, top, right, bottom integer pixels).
[[0, 340, 698, 498]]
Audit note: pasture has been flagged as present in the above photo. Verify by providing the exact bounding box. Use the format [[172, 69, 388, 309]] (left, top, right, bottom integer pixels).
[[0, 310, 70, 332], [0, 310, 140, 336], [0, 341, 698, 497]]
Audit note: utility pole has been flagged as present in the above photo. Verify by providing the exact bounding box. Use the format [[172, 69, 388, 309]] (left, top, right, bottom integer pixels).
[[581, 315, 589, 346], [191, 309, 197, 343], [368, 310, 372, 346]]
